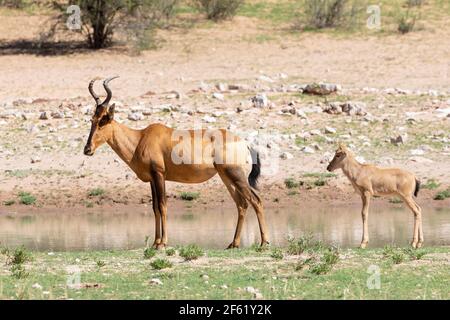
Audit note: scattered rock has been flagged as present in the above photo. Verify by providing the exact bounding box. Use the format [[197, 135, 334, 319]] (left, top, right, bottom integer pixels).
[[324, 101, 366, 116], [202, 115, 216, 123], [304, 83, 340, 95], [390, 134, 408, 145], [212, 92, 225, 101], [252, 94, 269, 108], [39, 112, 49, 120], [150, 278, 163, 286], [128, 112, 144, 121], [51, 111, 64, 119], [31, 156, 41, 164], [280, 152, 293, 160], [32, 283, 43, 290], [258, 75, 275, 83], [410, 149, 425, 156], [216, 83, 227, 92], [302, 146, 315, 154], [324, 126, 336, 134]]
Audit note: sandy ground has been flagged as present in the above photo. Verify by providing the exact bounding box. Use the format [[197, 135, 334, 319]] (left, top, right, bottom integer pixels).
[[0, 11, 449, 210]]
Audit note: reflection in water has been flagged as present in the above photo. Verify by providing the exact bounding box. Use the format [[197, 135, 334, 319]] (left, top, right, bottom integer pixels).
[[0, 205, 449, 251]]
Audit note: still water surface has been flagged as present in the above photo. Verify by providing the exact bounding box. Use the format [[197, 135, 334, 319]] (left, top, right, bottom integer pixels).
[[0, 205, 449, 251]]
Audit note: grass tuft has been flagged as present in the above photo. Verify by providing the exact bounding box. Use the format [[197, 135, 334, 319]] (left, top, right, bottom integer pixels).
[[151, 258, 173, 270], [18, 192, 36, 205], [180, 191, 200, 201], [179, 244, 204, 261]]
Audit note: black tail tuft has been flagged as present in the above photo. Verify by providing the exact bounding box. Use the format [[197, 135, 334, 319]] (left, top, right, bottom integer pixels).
[[414, 178, 420, 197], [248, 148, 261, 190]]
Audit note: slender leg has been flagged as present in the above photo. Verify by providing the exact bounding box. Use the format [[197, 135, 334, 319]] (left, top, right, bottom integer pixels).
[[215, 166, 249, 248], [219, 165, 269, 247], [360, 191, 371, 248], [150, 182, 161, 248], [402, 196, 422, 248], [152, 170, 167, 250]]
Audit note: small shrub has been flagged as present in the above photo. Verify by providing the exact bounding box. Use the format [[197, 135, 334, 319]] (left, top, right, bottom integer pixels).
[[406, 0, 424, 7], [180, 191, 200, 201], [179, 244, 204, 261], [18, 192, 36, 205], [251, 243, 268, 253], [10, 264, 28, 279], [287, 234, 324, 255], [3, 200, 15, 206], [383, 244, 396, 257], [284, 178, 299, 189], [299, 0, 348, 29], [96, 260, 106, 268], [434, 188, 450, 200], [422, 179, 440, 190], [165, 248, 176, 256], [313, 178, 326, 187], [296, 246, 340, 275], [403, 248, 426, 260], [143, 247, 157, 259], [194, 0, 243, 21], [0, 0, 26, 9], [7, 246, 31, 265], [88, 188, 105, 197], [391, 251, 405, 264], [151, 258, 173, 270], [270, 248, 284, 260], [397, 10, 417, 34], [310, 247, 339, 275]]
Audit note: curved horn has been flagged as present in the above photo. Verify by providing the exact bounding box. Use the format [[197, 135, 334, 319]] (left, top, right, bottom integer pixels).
[[102, 76, 119, 106], [88, 79, 101, 105]]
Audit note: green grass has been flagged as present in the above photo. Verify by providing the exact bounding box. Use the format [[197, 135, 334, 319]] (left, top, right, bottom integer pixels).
[[165, 248, 176, 256], [18, 192, 36, 205], [422, 179, 440, 190], [179, 244, 204, 261], [0, 246, 447, 299], [150, 258, 173, 270], [180, 192, 200, 201], [88, 188, 105, 197], [270, 248, 284, 260], [284, 177, 299, 189], [287, 234, 325, 255], [434, 188, 450, 200], [143, 247, 157, 259]]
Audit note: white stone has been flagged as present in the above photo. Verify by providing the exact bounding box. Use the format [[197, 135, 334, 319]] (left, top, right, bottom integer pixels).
[[150, 278, 163, 285], [280, 152, 294, 160], [212, 93, 224, 101]]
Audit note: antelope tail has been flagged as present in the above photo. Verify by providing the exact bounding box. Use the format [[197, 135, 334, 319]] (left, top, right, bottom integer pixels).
[[414, 178, 420, 197], [248, 147, 261, 190]]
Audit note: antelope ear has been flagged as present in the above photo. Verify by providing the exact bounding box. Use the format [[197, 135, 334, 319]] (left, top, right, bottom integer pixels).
[[107, 103, 115, 119]]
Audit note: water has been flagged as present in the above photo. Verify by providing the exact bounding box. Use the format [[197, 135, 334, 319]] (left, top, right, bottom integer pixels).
[[0, 205, 449, 251]]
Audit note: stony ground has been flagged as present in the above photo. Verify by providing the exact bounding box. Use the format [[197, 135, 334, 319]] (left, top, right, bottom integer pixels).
[[0, 3, 449, 210]]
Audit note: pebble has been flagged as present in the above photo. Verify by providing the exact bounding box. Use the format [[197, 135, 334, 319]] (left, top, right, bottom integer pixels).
[[150, 278, 163, 286], [212, 93, 225, 101], [280, 152, 294, 160]]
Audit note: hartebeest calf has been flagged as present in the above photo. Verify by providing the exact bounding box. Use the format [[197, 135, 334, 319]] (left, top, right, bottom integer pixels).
[[83, 77, 269, 250], [327, 143, 423, 248]]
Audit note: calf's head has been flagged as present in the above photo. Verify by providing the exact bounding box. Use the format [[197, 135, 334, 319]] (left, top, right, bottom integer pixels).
[[327, 143, 349, 171], [84, 77, 118, 156]]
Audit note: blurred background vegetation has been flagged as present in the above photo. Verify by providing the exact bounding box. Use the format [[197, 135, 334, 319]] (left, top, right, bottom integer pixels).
[[0, 0, 448, 53]]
